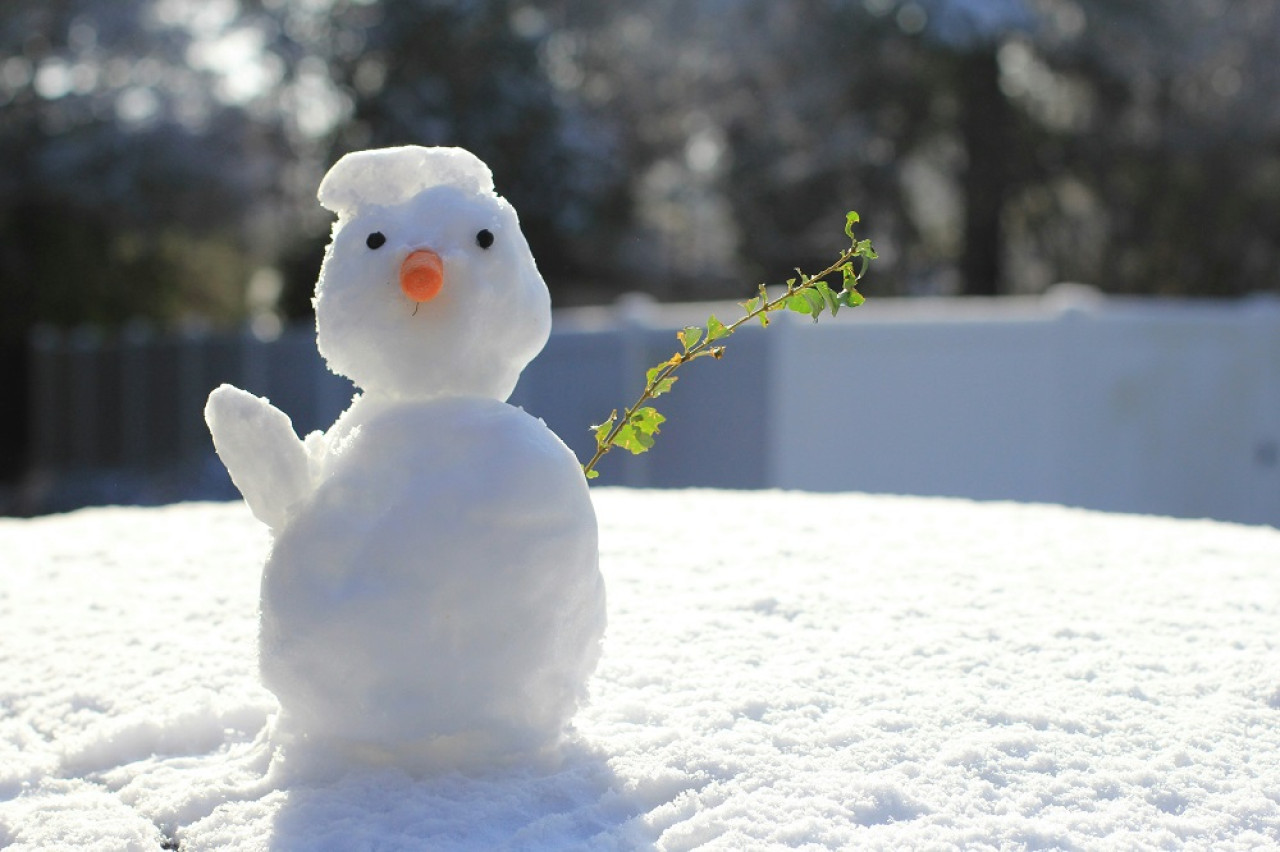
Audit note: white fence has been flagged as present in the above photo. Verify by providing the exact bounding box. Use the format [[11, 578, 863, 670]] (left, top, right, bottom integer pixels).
[[26, 291, 1280, 526]]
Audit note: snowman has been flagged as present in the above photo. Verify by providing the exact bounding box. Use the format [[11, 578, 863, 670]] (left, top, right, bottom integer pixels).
[[205, 146, 605, 770]]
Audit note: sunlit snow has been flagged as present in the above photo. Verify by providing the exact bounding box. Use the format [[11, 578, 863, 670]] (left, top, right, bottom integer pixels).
[[2, 490, 1279, 849]]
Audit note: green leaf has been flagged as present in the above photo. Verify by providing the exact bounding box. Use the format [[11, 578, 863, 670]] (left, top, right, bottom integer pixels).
[[645, 360, 678, 387], [814, 280, 840, 316], [613, 422, 653, 454], [630, 406, 666, 435], [650, 376, 677, 398], [677, 326, 703, 351], [786, 293, 813, 314], [789, 287, 825, 319], [645, 366, 677, 397], [758, 312, 770, 328], [740, 296, 762, 314], [592, 412, 617, 447], [614, 406, 666, 454], [839, 288, 866, 308], [585, 468, 600, 480], [844, 210, 860, 240], [706, 314, 730, 341], [855, 239, 878, 260], [841, 262, 856, 288]]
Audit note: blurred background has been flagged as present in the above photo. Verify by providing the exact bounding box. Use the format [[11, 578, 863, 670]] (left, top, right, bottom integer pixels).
[[2, 0, 1278, 523]]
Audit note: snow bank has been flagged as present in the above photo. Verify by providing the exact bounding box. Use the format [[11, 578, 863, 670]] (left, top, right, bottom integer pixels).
[[2, 490, 1279, 849]]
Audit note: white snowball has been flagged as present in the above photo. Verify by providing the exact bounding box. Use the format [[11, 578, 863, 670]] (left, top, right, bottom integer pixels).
[[261, 396, 604, 770]]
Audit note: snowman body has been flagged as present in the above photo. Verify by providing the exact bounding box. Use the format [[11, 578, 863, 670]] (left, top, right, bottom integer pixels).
[[205, 147, 604, 767], [263, 394, 601, 761]]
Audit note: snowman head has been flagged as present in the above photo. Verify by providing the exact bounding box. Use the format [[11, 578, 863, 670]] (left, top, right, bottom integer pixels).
[[313, 146, 552, 401]]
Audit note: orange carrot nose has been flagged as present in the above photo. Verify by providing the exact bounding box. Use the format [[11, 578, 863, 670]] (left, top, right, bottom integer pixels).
[[400, 249, 444, 303]]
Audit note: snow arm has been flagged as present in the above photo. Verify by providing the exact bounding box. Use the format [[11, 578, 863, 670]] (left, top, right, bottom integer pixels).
[[205, 384, 311, 531]]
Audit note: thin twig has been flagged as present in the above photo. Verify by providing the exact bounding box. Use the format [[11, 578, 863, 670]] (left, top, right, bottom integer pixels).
[[583, 215, 874, 480]]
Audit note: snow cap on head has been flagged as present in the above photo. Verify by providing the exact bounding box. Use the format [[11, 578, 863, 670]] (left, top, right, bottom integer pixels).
[[317, 146, 496, 215]]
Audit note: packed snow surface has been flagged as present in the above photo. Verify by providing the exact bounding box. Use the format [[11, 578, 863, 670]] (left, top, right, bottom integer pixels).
[[2, 489, 1279, 849], [205, 145, 601, 768]]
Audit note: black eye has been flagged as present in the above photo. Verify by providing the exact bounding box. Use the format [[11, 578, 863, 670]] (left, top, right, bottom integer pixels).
[[476, 229, 494, 249], [366, 232, 386, 249]]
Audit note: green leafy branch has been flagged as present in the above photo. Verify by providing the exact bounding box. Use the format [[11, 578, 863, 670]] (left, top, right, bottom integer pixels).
[[583, 210, 876, 480]]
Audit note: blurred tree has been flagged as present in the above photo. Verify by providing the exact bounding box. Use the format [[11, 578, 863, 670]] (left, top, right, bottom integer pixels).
[[0, 0, 292, 480], [1006, 0, 1280, 296], [560, 0, 964, 297], [5, 0, 1280, 324], [544, 0, 753, 299], [549, 0, 1280, 299], [0, 0, 288, 340], [6, 0, 1280, 492], [925, 0, 1177, 295], [913, 0, 1280, 296], [246, 0, 630, 312]]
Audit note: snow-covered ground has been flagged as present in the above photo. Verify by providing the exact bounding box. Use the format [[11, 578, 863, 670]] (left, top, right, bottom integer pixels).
[[2, 488, 1279, 850]]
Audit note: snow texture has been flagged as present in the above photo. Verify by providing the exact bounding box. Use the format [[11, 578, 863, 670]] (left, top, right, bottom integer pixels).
[[204, 145, 601, 771], [2, 489, 1279, 850], [257, 395, 602, 767]]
